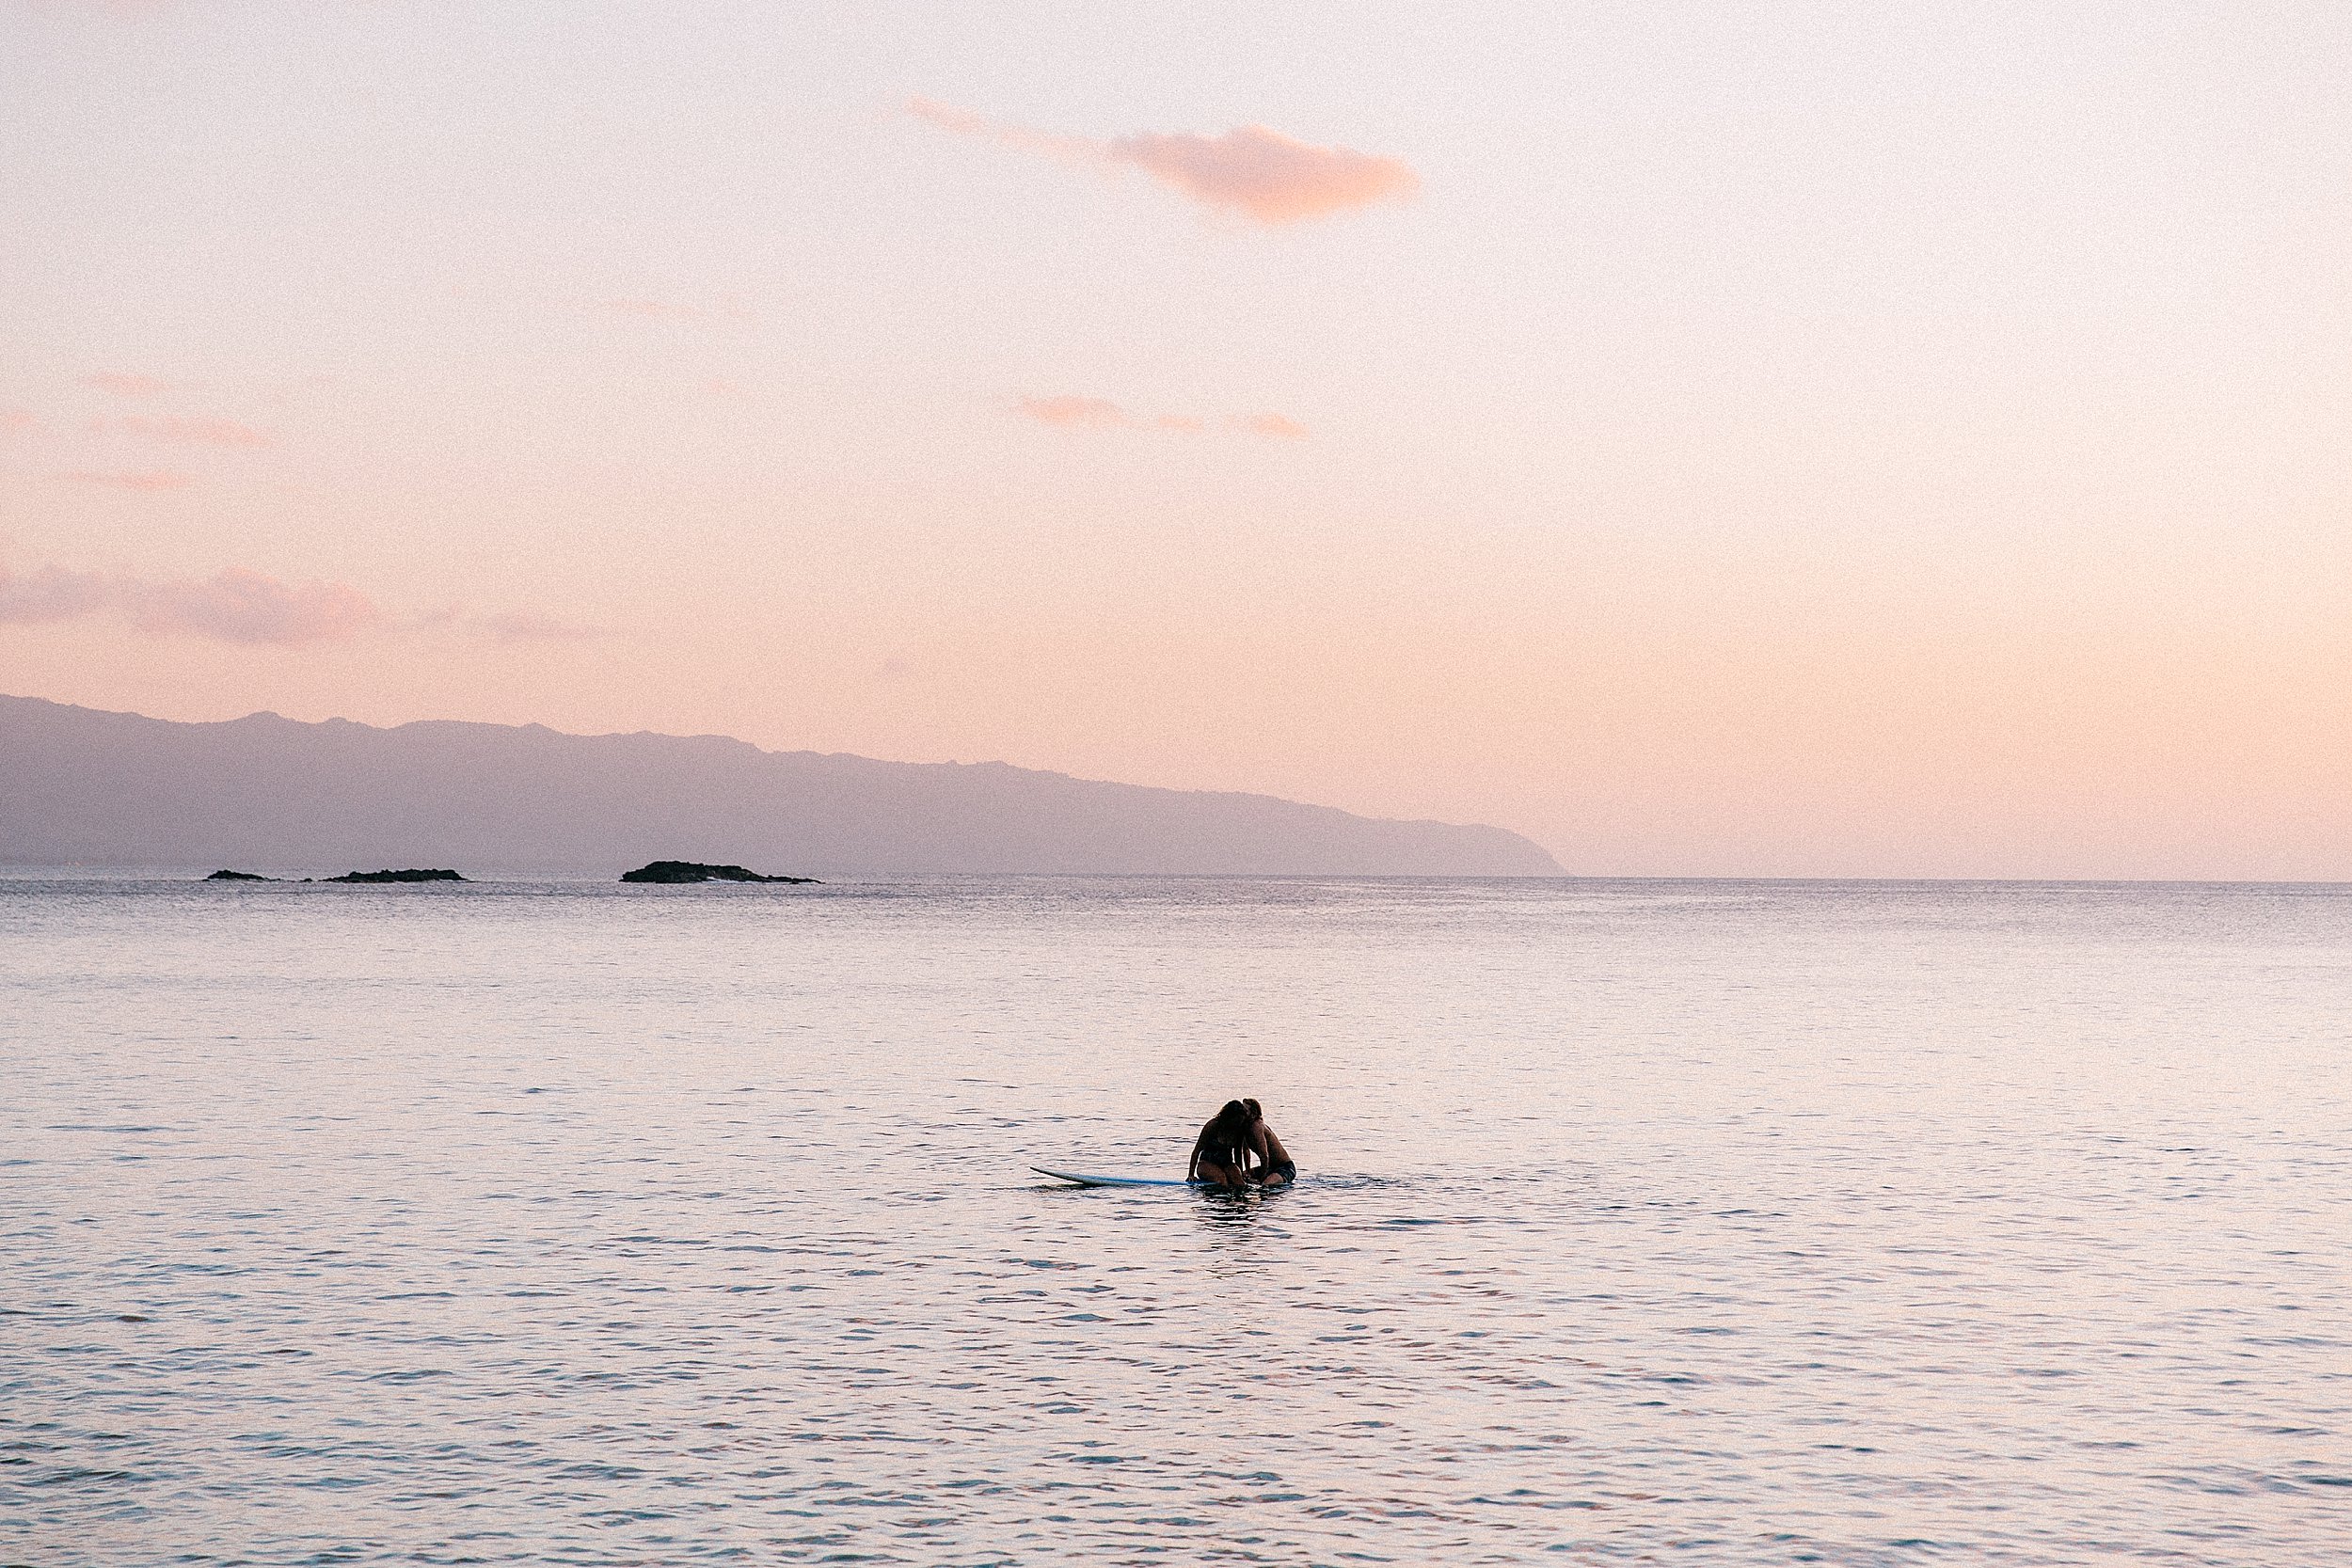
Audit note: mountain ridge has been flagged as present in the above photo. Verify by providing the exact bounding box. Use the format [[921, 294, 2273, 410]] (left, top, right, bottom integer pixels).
[[0, 694, 1564, 878]]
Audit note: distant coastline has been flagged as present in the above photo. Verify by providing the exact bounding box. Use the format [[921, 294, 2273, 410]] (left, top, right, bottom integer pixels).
[[0, 694, 1563, 879]]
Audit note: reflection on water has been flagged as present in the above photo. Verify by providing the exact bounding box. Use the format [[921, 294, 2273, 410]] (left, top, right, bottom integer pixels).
[[1191, 1184, 1287, 1258], [4, 874, 2349, 1565]]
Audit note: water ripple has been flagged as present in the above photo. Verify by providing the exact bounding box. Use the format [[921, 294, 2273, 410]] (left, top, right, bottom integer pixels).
[[3, 875, 2348, 1564]]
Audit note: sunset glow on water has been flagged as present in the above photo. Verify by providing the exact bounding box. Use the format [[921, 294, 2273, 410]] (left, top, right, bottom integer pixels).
[[8, 875, 2349, 1563]]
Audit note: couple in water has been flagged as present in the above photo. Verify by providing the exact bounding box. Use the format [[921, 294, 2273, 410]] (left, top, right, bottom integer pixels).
[[1186, 1098, 1295, 1193]]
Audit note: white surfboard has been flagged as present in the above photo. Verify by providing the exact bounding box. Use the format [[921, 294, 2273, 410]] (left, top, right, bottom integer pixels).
[[1031, 1165, 1202, 1188]]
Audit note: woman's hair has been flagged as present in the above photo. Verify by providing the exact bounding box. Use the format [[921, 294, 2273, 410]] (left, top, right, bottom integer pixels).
[[1194, 1100, 1256, 1167]]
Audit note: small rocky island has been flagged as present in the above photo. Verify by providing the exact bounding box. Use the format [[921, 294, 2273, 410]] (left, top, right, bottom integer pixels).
[[621, 861, 818, 884], [204, 867, 468, 882], [326, 868, 468, 882]]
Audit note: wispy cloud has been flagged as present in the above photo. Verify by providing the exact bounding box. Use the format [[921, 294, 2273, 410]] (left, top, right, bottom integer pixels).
[[1111, 126, 1419, 224], [1018, 394, 1133, 429], [133, 567, 379, 644], [62, 468, 196, 490], [909, 97, 1096, 166], [0, 562, 379, 645], [1017, 394, 1307, 438], [0, 564, 116, 626], [1231, 411, 1308, 439], [912, 99, 1418, 224], [4, 558, 614, 651], [1, 409, 39, 436], [83, 372, 174, 398], [103, 415, 272, 449]]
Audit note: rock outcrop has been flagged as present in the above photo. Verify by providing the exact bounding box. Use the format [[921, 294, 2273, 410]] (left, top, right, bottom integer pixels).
[[324, 868, 468, 883], [621, 861, 817, 884]]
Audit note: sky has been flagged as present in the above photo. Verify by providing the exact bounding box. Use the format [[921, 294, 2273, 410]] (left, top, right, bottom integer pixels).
[[3, 0, 2346, 878]]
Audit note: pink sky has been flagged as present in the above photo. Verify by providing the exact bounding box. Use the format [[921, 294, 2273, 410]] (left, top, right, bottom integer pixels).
[[2, 2, 2346, 878]]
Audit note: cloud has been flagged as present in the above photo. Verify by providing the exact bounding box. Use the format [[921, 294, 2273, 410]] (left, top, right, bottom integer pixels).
[[912, 100, 1418, 224], [0, 564, 117, 626], [1, 562, 377, 644], [104, 415, 272, 448], [63, 468, 196, 490], [909, 97, 1096, 166], [1018, 394, 1132, 429], [1232, 411, 1309, 439], [1, 409, 39, 436], [83, 372, 173, 397], [2, 560, 607, 651], [1109, 127, 1419, 224], [1017, 395, 1307, 438], [127, 567, 380, 644]]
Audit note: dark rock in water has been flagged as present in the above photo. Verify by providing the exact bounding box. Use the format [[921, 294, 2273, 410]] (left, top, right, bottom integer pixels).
[[205, 869, 277, 881], [325, 868, 469, 883], [621, 860, 817, 884]]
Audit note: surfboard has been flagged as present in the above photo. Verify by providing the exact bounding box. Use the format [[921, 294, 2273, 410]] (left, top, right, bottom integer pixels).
[[1031, 1165, 1202, 1188]]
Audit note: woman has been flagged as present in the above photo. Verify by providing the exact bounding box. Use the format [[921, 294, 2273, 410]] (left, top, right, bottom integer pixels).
[[1243, 1099, 1296, 1188], [1186, 1100, 1258, 1192]]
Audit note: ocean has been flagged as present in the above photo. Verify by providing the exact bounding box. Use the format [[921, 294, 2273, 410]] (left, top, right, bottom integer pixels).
[[5, 875, 2347, 1565]]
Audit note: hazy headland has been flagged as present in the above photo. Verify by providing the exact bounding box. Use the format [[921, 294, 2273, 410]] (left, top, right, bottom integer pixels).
[[0, 695, 1561, 879]]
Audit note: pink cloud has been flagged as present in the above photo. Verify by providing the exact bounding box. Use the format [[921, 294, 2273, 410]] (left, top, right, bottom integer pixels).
[[912, 100, 1418, 224], [909, 97, 1096, 166], [130, 567, 379, 645], [1232, 411, 1309, 439], [1109, 126, 1418, 224], [2, 409, 40, 436], [0, 562, 375, 645], [1018, 394, 1132, 429], [108, 415, 272, 448], [0, 564, 116, 626], [83, 372, 173, 398], [0, 560, 604, 651], [63, 468, 196, 490]]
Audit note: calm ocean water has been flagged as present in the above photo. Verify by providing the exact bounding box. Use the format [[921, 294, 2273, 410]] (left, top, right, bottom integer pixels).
[[4, 875, 2347, 1566]]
